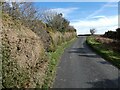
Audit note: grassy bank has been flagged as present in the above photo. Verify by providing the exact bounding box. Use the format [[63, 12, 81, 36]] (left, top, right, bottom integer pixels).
[[86, 36, 120, 69], [42, 38, 77, 89]]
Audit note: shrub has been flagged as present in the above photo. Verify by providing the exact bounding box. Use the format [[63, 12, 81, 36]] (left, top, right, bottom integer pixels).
[[103, 31, 117, 39]]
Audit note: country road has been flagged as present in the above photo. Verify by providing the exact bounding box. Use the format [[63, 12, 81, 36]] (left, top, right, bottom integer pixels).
[[53, 36, 120, 88]]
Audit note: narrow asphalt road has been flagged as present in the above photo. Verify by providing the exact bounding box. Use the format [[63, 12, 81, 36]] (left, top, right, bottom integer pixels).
[[53, 36, 120, 88]]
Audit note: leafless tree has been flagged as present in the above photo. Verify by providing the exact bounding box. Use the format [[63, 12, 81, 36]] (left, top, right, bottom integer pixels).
[[41, 10, 71, 32], [90, 28, 96, 35], [41, 10, 57, 26]]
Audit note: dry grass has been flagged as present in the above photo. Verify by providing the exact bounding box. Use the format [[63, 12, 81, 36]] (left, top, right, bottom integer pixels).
[[49, 31, 76, 51], [95, 36, 120, 53], [2, 14, 48, 88]]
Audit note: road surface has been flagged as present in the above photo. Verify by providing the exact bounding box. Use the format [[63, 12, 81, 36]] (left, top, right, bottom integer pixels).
[[53, 36, 119, 88]]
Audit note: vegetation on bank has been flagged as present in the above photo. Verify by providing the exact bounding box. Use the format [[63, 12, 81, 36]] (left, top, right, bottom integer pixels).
[[1, 2, 77, 88], [2, 13, 48, 88], [86, 36, 120, 69]]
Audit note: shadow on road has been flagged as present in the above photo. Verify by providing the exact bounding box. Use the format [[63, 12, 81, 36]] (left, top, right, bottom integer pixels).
[[54, 36, 119, 88], [86, 76, 120, 88], [68, 42, 89, 54], [68, 42, 100, 59], [68, 42, 112, 66], [78, 54, 99, 58], [68, 48, 86, 53], [98, 61, 110, 65]]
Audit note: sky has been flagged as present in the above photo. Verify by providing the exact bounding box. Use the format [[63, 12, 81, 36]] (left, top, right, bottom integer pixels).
[[34, 2, 118, 35]]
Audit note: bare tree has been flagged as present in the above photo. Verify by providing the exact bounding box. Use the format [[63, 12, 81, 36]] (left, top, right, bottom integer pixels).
[[41, 10, 57, 26], [90, 28, 96, 35], [41, 10, 71, 32], [2, 2, 11, 14]]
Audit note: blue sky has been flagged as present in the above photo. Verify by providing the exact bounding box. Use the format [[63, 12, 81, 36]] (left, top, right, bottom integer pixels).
[[34, 2, 118, 35]]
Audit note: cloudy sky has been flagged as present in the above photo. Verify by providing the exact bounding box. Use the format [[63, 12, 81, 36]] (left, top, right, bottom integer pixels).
[[34, 2, 118, 35]]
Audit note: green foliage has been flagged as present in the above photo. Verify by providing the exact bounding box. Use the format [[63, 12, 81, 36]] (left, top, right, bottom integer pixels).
[[86, 36, 120, 69]]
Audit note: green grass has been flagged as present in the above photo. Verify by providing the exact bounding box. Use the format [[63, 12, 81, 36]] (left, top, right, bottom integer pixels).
[[42, 38, 77, 89], [86, 36, 120, 69]]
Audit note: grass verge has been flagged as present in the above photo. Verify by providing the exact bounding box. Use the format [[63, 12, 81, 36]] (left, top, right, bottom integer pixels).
[[42, 38, 77, 89], [86, 36, 120, 69]]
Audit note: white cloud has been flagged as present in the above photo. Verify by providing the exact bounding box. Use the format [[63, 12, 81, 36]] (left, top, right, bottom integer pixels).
[[86, 2, 118, 19], [86, 7, 105, 19], [90, 16, 107, 20], [71, 1, 118, 35], [49, 7, 78, 17], [105, 3, 118, 7], [70, 15, 118, 35]]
